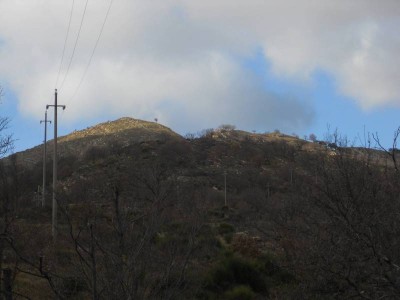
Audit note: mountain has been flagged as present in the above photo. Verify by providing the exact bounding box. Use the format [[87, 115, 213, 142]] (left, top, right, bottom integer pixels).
[[1, 117, 398, 299]]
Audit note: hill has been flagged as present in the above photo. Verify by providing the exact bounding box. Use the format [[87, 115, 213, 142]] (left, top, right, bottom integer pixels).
[[13, 117, 182, 167], [0, 118, 399, 299]]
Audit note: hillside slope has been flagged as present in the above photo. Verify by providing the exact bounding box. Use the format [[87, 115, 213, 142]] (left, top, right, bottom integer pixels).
[[13, 117, 182, 167], [1, 118, 399, 299]]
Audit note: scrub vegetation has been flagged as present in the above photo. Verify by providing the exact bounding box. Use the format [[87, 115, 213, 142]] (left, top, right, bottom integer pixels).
[[1, 114, 400, 299]]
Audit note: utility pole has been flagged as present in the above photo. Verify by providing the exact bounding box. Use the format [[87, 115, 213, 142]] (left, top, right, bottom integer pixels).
[[290, 168, 293, 186], [224, 171, 227, 207], [47, 89, 66, 239], [40, 111, 51, 208]]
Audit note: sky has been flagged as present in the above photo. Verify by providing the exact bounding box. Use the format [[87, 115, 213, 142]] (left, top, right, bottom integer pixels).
[[1, 0, 400, 152]]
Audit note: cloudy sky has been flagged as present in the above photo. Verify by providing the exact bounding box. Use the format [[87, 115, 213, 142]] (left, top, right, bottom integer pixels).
[[1, 0, 400, 151]]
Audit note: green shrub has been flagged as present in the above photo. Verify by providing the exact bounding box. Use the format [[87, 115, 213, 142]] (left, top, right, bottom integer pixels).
[[205, 254, 268, 294], [218, 223, 235, 235], [256, 255, 296, 285], [223, 285, 256, 300], [224, 232, 234, 243]]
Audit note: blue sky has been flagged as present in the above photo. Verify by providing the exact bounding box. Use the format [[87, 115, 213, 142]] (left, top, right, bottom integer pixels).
[[1, 1, 400, 152], [3, 56, 400, 153]]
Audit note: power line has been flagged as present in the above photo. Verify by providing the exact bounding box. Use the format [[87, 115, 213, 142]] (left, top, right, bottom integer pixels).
[[68, 0, 115, 103], [55, 0, 75, 89], [59, 0, 90, 92]]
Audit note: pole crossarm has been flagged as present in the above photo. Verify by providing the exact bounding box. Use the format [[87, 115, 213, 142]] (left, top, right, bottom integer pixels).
[[46, 105, 66, 110]]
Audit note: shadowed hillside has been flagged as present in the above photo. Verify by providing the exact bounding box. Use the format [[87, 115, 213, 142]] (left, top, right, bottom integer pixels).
[[1, 118, 399, 299]]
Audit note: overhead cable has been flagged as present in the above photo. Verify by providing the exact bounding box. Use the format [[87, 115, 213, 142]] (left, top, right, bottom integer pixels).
[[59, 0, 90, 92], [69, 0, 115, 102], [55, 0, 75, 89]]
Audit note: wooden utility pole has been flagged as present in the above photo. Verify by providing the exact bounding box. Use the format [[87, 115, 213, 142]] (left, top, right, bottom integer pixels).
[[224, 171, 227, 206], [40, 111, 51, 207], [290, 168, 293, 186], [47, 89, 66, 239]]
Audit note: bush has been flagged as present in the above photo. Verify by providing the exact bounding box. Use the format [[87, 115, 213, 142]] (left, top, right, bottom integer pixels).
[[256, 254, 296, 286], [84, 145, 108, 161], [309, 133, 317, 142], [223, 285, 256, 300], [231, 234, 260, 258], [218, 124, 236, 131], [205, 254, 268, 294], [185, 132, 196, 140], [199, 128, 215, 138], [218, 223, 235, 235]]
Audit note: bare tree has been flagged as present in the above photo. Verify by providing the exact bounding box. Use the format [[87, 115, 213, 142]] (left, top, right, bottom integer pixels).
[[308, 133, 317, 142], [373, 127, 400, 171], [240, 131, 400, 298], [56, 156, 206, 299], [0, 86, 17, 297], [0, 87, 13, 157], [292, 143, 400, 298]]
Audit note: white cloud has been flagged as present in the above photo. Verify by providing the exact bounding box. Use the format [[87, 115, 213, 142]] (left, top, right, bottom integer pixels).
[[0, 0, 399, 133]]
